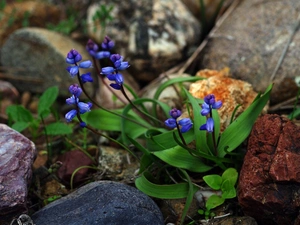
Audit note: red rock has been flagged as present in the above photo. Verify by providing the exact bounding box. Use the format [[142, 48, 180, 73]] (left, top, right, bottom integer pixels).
[[238, 114, 300, 225], [57, 150, 95, 186]]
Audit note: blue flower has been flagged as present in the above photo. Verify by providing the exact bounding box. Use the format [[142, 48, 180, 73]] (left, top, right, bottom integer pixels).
[[201, 102, 211, 116], [200, 118, 214, 133], [81, 72, 93, 83], [95, 51, 110, 59], [178, 118, 193, 133], [101, 67, 115, 75], [78, 102, 92, 114], [165, 118, 177, 129], [65, 109, 77, 122]]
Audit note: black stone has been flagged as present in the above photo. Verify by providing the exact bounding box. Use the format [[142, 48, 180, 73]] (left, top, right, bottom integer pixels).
[[32, 181, 164, 225]]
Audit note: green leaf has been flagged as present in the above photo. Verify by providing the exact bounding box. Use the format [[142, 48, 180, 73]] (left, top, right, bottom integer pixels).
[[153, 146, 213, 173], [217, 84, 273, 157], [135, 173, 199, 199], [222, 168, 238, 187], [183, 89, 210, 154], [86, 109, 150, 140], [38, 86, 59, 117], [44, 122, 73, 135], [6, 105, 33, 123], [205, 194, 224, 210], [12, 121, 29, 132], [203, 174, 222, 190], [221, 179, 236, 199]]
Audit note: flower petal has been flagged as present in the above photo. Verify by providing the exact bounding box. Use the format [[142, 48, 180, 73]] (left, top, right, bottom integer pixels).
[[165, 118, 177, 129], [65, 109, 77, 122]]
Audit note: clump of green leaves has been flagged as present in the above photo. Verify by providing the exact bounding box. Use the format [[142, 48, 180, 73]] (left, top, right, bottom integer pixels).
[[198, 168, 238, 219], [6, 86, 72, 140], [92, 4, 114, 39]]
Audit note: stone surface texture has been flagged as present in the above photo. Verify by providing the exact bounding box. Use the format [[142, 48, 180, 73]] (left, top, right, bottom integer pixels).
[[189, 68, 260, 131], [0, 124, 36, 222], [0, 1, 61, 46], [1, 27, 94, 96], [197, 0, 300, 104], [238, 114, 300, 225], [87, 0, 201, 82], [32, 181, 164, 225]]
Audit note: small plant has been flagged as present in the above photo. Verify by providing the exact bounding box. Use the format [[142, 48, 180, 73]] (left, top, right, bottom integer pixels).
[[6, 86, 72, 141], [198, 167, 238, 219], [61, 35, 272, 224], [91, 4, 114, 40]]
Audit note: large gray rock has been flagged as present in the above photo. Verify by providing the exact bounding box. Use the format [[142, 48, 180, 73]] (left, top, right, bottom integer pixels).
[[0, 124, 36, 223], [87, 0, 201, 83], [197, 0, 300, 104], [32, 181, 164, 225], [1, 27, 94, 96]]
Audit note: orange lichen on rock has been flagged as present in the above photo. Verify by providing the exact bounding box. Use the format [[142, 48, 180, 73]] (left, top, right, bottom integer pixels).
[[189, 68, 260, 131]]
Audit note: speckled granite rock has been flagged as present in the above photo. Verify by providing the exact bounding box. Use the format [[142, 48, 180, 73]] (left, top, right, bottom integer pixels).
[[1, 28, 94, 96], [87, 0, 201, 82], [0, 124, 36, 223], [32, 181, 164, 225], [189, 68, 260, 131], [197, 0, 300, 104], [238, 114, 300, 225]]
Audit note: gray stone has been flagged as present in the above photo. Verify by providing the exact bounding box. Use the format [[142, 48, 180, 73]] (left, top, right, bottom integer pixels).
[[87, 0, 201, 82], [0, 124, 36, 223], [1, 27, 94, 96], [32, 181, 164, 225], [197, 0, 300, 104]]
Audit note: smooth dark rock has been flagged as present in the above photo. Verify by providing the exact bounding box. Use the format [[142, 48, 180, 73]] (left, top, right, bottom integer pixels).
[[32, 181, 164, 225], [238, 114, 300, 225], [0, 124, 36, 223], [1, 27, 94, 96]]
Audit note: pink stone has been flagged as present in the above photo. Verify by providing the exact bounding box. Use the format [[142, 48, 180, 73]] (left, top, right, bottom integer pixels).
[[0, 124, 36, 222]]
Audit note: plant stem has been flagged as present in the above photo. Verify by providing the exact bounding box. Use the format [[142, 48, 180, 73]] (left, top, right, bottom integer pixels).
[[175, 122, 187, 146]]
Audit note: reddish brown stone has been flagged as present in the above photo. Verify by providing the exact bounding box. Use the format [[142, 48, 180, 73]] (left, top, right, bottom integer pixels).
[[57, 150, 95, 186], [238, 114, 300, 225]]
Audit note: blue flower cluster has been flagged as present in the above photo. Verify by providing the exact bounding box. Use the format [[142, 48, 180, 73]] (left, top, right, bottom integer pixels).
[[86, 37, 129, 90], [200, 94, 222, 133], [66, 49, 93, 80], [165, 108, 193, 133], [65, 49, 93, 126]]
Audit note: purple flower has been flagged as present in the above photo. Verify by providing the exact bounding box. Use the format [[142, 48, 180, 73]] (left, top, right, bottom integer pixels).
[[81, 72, 93, 83], [200, 118, 214, 133], [66, 49, 82, 64], [69, 84, 82, 97], [86, 39, 99, 57], [165, 118, 177, 129], [80, 122, 87, 128], [110, 54, 122, 63], [169, 108, 182, 119], [101, 36, 115, 50], [65, 109, 77, 122]]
